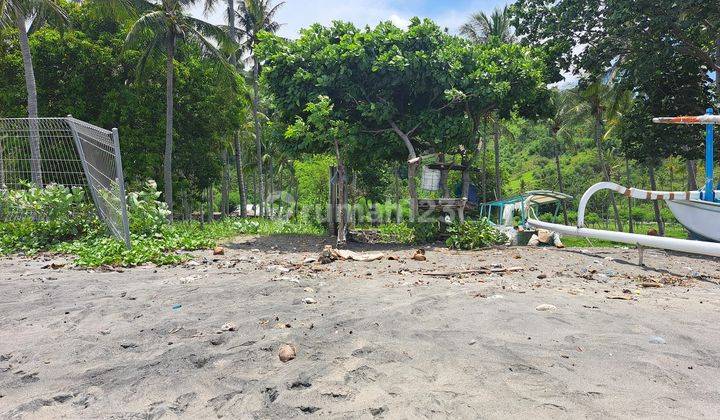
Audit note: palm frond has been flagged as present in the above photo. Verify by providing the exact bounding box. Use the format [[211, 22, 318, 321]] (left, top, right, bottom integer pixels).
[[124, 9, 165, 47], [135, 31, 163, 79], [461, 6, 514, 44], [90, 0, 153, 20]]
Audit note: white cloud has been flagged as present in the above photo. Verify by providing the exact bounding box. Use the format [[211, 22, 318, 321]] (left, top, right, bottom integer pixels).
[[389, 13, 410, 29], [192, 0, 414, 38], [190, 0, 575, 86]]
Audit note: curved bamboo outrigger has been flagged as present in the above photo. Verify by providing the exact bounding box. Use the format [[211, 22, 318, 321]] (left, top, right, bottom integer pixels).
[[527, 108, 720, 261]]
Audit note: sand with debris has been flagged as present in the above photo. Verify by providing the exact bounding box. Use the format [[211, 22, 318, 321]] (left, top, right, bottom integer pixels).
[[2, 236, 720, 418]]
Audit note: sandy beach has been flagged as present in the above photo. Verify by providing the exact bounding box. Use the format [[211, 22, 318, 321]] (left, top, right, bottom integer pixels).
[[2, 236, 720, 418]]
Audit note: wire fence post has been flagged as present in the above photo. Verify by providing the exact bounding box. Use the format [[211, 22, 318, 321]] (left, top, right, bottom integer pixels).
[[112, 128, 131, 248], [0, 117, 131, 247]]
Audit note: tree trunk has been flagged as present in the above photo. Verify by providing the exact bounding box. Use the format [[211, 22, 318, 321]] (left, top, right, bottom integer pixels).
[[0, 143, 5, 188], [253, 170, 258, 215], [493, 119, 501, 200], [251, 57, 265, 218], [16, 15, 43, 187], [291, 163, 299, 220], [626, 157, 634, 233], [716, 37, 720, 98], [221, 148, 229, 216], [163, 33, 175, 220], [268, 159, 274, 217], [333, 138, 346, 245], [394, 166, 402, 223], [349, 170, 357, 227], [648, 164, 665, 236], [389, 120, 418, 220], [227, 0, 237, 63], [208, 184, 214, 222], [687, 159, 698, 190], [438, 153, 449, 198], [594, 112, 622, 231], [233, 132, 247, 217], [481, 130, 487, 203], [552, 130, 569, 225]]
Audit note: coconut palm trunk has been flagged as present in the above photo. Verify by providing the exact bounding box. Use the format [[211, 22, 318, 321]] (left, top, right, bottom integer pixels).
[[626, 157, 634, 233], [593, 111, 622, 231], [552, 129, 569, 225], [163, 32, 175, 219], [333, 138, 346, 245], [16, 15, 43, 187], [225, 0, 248, 216], [686, 159, 698, 190], [252, 58, 265, 217], [234, 132, 248, 216], [648, 164, 665, 235], [221, 148, 229, 216]]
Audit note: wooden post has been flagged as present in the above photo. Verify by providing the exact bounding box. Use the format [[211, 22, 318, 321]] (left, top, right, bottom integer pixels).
[[328, 166, 337, 236], [439, 153, 450, 198]]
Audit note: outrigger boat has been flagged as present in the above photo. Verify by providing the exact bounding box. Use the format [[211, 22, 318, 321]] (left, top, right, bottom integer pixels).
[[527, 108, 720, 259]]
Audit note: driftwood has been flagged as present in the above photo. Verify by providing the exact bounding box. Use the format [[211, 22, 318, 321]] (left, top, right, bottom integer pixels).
[[421, 266, 523, 277]]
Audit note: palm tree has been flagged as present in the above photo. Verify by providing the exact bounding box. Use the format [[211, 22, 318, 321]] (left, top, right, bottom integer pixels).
[[125, 0, 227, 218], [234, 0, 284, 217], [1, 0, 67, 187], [580, 80, 628, 232], [203, 0, 239, 216], [461, 5, 514, 200], [460, 5, 515, 44], [547, 90, 585, 224]]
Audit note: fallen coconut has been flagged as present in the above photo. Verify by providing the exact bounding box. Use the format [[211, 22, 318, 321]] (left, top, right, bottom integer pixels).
[[278, 344, 297, 362], [220, 322, 238, 332]]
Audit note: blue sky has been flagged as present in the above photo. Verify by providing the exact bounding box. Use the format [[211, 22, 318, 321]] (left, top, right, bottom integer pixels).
[[192, 1, 577, 86], [195, 0, 513, 38]]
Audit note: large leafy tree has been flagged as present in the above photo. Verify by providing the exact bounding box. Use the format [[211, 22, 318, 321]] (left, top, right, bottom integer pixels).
[[512, 0, 720, 94], [447, 39, 551, 201], [286, 95, 350, 244], [512, 0, 716, 231], [260, 19, 464, 219], [1, 0, 66, 186], [232, 0, 283, 218], [124, 0, 227, 218]]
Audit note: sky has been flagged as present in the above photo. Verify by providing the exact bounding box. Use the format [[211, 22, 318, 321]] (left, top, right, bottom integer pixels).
[[192, 0, 512, 38], [190, 0, 577, 87]]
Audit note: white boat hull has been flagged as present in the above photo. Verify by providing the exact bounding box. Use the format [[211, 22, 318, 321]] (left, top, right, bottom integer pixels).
[[666, 200, 720, 242], [525, 182, 720, 258]]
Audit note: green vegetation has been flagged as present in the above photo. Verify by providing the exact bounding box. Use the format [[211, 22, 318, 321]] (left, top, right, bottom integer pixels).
[[1, 0, 717, 259], [445, 219, 508, 250], [0, 182, 322, 266], [376, 221, 441, 245]]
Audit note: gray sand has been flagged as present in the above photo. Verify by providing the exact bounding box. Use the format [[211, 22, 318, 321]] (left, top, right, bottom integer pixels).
[[2, 236, 720, 418]]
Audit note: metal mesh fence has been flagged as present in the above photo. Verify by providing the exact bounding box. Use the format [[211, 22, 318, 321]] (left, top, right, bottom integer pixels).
[[0, 117, 131, 247]]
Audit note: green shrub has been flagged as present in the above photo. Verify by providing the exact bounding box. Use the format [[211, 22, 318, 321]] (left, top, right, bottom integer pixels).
[[1, 179, 325, 266], [377, 221, 441, 244], [127, 180, 171, 236], [445, 218, 508, 250], [0, 184, 101, 254], [378, 222, 415, 243]]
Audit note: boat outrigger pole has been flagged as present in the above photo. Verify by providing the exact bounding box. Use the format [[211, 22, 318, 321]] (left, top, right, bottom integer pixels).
[[526, 107, 720, 262], [653, 108, 716, 202]]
